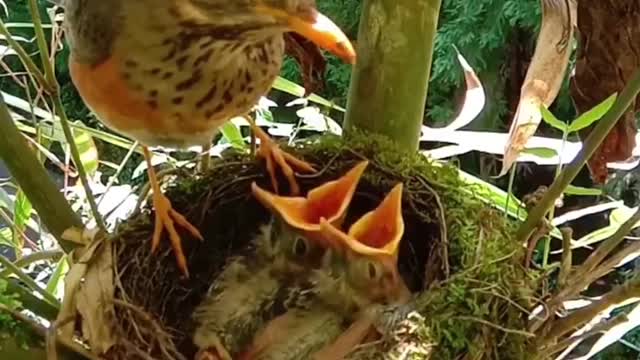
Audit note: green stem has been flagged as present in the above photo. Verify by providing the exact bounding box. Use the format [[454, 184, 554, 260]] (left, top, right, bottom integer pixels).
[[6, 278, 59, 320], [27, 0, 107, 232], [0, 95, 82, 251], [27, 0, 58, 89], [541, 129, 569, 268], [505, 165, 517, 218], [0, 254, 60, 308], [343, 0, 443, 150], [516, 68, 640, 244], [0, 20, 51, 93], [97, 141, 139, 208], [0, 250, 64, 278], [581, 206, 640, 273]]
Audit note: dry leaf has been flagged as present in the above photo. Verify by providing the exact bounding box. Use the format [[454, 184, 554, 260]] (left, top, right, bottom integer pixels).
[[500, 0, 576, 176], [56, 238, 116, 355]]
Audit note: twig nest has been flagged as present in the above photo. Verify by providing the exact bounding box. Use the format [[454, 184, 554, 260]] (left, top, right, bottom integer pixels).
[[68, 133, 536, 360]]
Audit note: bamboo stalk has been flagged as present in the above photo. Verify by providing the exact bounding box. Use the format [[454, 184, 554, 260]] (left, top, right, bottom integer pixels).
[[343, 0, 443, 151], [0, 95, 82, 251]]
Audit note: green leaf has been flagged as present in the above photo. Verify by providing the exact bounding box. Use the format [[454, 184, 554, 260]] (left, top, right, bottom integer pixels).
[[45, 256, 68, 298], [219, 122, 247, 150], [71, 122, 99, 176], [0, 187, 12, 209], [12, 189, 31, 249], [571, 205, 640, 249], [0, 228, 12, 247], [568, 93, 617, 133], [272, 77, 345, 112], [522, 147, 558, 158], [564, 185, 602, 196], [540, 106, 567, 131]]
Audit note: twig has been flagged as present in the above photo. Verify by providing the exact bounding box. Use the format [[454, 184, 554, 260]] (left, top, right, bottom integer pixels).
[[580, 207, 640, 273], [0, 20, 52, 92], [100, 140, 139, 206], [414, 173, 449, 277], [0, 250, 64, 278], [549, 313, 629, 358], [0, 303, 98, 360], [531, 210, 640, 332], [0, 254, 61, 307], [27, 0, 107, 233], [558, 227, 573, 287], [543, 275, 640, 341], [454, 315, 534, 337]]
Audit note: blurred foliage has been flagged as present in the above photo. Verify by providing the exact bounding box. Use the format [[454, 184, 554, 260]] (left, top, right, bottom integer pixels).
[[0, 279, 32, 349]]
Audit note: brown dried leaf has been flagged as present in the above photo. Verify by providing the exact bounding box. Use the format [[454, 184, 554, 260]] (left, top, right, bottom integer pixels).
[[284, 32, 327, 97], [56, 238, 116, 355], [500, 0, 576, 176]]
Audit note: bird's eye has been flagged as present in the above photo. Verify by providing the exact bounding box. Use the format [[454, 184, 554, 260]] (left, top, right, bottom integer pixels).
[[349, 258, 383, 286], [291, 236, 309, 258], [367, 261, 378, 280]]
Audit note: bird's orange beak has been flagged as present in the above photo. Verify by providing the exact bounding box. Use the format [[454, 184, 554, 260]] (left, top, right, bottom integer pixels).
[[251, 160, 368, 235], [319, 183, 405, 258], [318, 183, 410, 304], [254, 5, 356, 64]]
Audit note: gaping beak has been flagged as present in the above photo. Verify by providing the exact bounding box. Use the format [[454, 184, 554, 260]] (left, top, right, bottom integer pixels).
[[318, 183, 410, 304], [254, 5, 356, 64], [251, 160, 368, 233], [319, 183, 405, 258]]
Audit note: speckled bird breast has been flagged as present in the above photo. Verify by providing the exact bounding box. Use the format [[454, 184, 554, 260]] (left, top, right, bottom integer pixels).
[[67, 1, 285, 149]]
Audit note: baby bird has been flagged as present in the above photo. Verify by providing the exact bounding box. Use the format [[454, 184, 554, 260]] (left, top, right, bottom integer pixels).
[[191, 161, 368, 360], [242, 183, 409, 360]]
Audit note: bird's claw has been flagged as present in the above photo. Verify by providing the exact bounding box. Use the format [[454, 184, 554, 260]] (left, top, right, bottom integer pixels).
[[150, 191, 203, 278], [249, 121, 315, 195]]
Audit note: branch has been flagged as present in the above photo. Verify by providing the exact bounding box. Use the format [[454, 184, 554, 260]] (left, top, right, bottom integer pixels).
[[543, 275, 640, 342], [27, 0, 107, 232], [0, 94, 82, 251], [516, 67, 640, 244]]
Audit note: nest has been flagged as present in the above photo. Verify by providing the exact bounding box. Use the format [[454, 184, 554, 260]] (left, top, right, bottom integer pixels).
[[74, 133, 537, 360]]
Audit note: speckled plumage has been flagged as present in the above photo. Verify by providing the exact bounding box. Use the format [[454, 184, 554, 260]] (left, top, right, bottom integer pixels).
[[64, 0, 287, 148]]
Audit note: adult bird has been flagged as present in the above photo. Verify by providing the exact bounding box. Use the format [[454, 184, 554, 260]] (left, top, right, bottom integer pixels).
[[59, 0, 356, 277]]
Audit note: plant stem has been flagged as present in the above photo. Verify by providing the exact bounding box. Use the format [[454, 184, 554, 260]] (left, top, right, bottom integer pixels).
[[0, 250, 64, 278], [505, 165, 517, 218], [27, 0, 107, 232], [0, 20, 51, 93], [516, 68, 640, 244], [343, 0, 442, 150], [581, 206, 640, 272], [6, 278, 59, 320], [544, 274, 640, 342], [0, 96, 82, 251], [0, 254, 60, 307]]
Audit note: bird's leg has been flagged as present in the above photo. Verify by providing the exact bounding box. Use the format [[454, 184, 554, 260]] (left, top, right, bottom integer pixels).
[[199, 142, 212, 172], [245, 115, 315, 195], [143, 146, 203, 277]]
